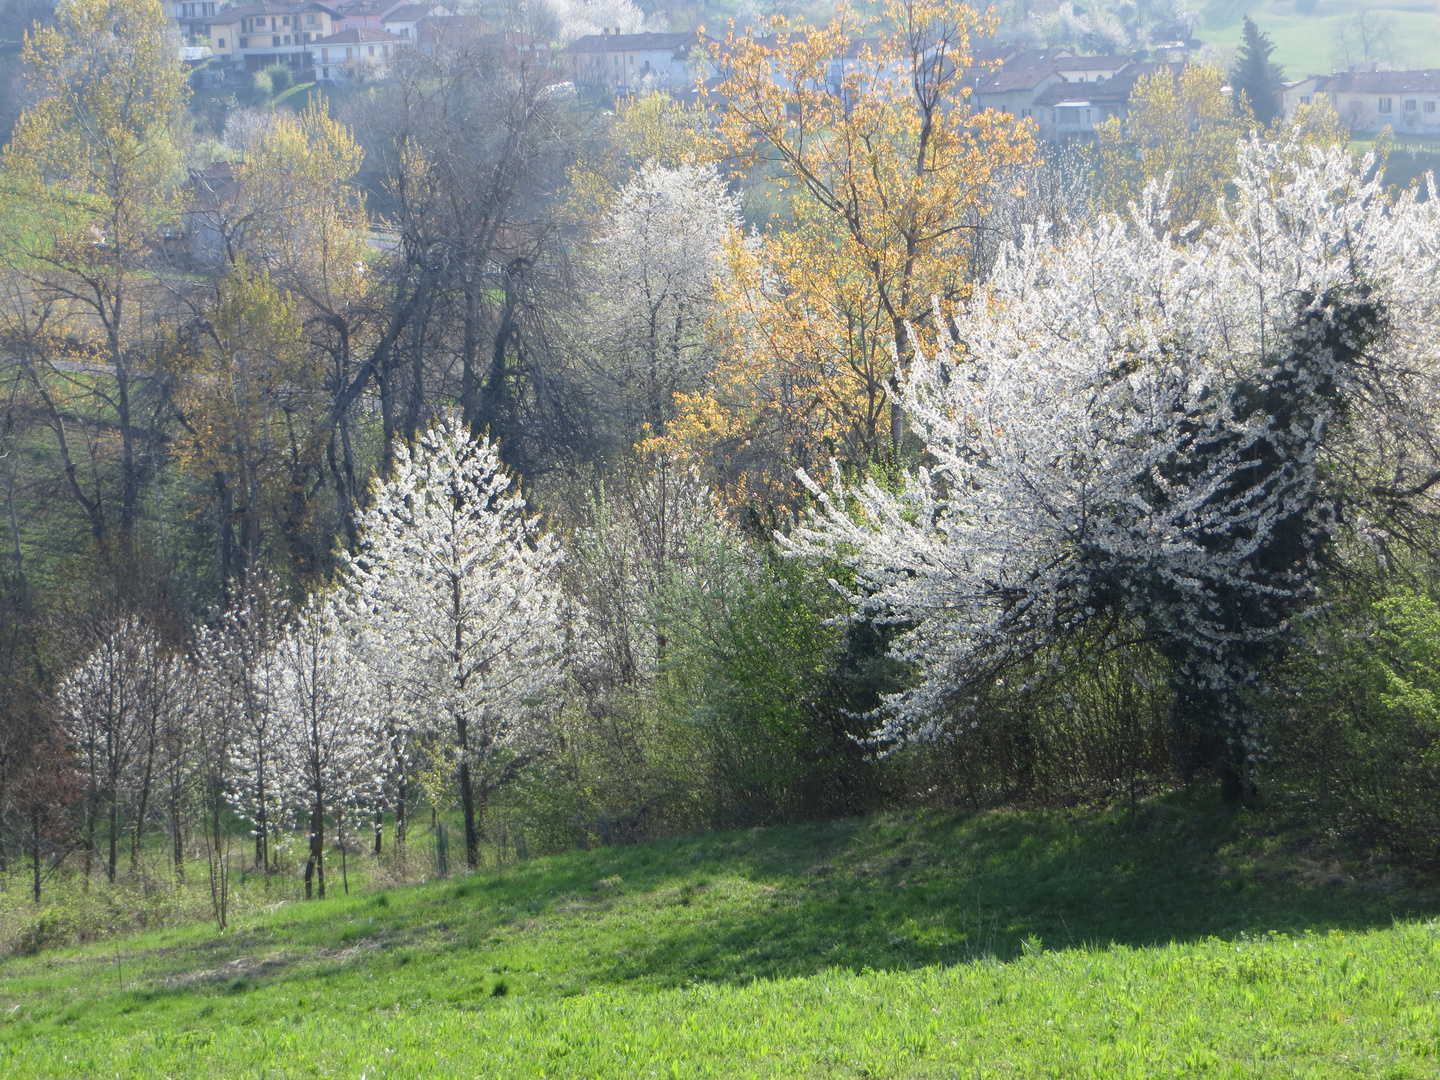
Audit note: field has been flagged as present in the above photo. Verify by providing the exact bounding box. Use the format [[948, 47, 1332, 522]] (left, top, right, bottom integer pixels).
[[1199, 0, 1440, 78], [3, 792, 1440, 1077]]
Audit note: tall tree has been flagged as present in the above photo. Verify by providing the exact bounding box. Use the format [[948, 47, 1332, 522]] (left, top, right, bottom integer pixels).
[[1230, 17, 1284, 128], [1091, 64, 1249, 233], [787, 139, 1440, 792], [1, 0, 188, 545], [276, 594, 378, 899], [664, 0, 1032, 511], [345, 412, 570, 869]]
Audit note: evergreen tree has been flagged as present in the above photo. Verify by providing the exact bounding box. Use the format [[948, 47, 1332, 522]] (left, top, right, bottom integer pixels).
[[1230, 17, 1284, 127]]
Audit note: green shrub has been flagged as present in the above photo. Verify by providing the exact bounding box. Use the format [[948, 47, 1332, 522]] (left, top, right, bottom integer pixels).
[[1270, 594, 1440, 858], [263, 63, 292, 95]]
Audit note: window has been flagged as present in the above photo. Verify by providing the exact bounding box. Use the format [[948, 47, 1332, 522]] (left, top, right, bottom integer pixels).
[[307, 13, 315, 23], [1056, 107, 1079, 123], [283, 34, 290, 43], [322, 66, 329, 77], [1427, 101, 1436, 113], [270, 17, 276, 29], [322, 47, 328, 60], [345, 46, 353, 58], [368, 44, 374, 55], [238, 35, 247, 46], [272, 34, 280, 45], [1379, 97, 1392, 114], [382, 44, 388, 55], [1406, 98, 1418, 111], [302, 32, 309, 41], [1020, 107, 1032, 118], [217, 36, 224, 47], [1299, 95, 1311, 105], [282, 15, 289, 25]]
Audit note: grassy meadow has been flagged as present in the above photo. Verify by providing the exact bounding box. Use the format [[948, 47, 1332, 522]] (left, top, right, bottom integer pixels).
[[3, 791, 1439, 1077], [1199, 0, 1440, 78]]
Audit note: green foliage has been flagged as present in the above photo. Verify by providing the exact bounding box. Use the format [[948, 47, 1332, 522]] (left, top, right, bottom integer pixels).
[[1270, 594, 1440, 859], [1229, 16, 1285, 127], [250, 69, 272, 101], [1, 800, 1437, 1076], [262, 63, 292, 96], [659, 540, 888, 825], [905, 636, 1175, 807]]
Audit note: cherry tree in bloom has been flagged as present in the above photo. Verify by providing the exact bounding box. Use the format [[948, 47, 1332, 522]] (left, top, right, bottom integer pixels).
[[548, 0, 658, 43], [196, 582, 290, 872], [58, 618, 181, 882], [585, 161, 740, 434], [275, 594, 382, 899], [787, 138, 1440, 770], [345, 412, 570, 869]]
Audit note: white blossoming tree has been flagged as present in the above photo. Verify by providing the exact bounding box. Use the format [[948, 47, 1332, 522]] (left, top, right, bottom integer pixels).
[[197, 582, 291, 872], [275, 594, 381, 899], [346, 412, 570, 869], [787, 138, 1440, 786], [584, 160, 739, 435], [58, 618, 182, 882]]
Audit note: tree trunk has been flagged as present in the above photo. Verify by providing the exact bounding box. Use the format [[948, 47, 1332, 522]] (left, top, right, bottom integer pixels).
[[304, 798, 325, 899], [30, 806, 41, 902], [373, 806, 383, 855], [107, 787, 119, 883], [395, 776, 407, 865], [170, 784, 185, 882], [458, 758, 479, 869], [131, 734, 156, 873]]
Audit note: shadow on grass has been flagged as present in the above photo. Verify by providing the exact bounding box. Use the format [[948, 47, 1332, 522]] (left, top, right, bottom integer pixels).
[[458, 786, 1437, 989], [14, 786, 1435, 1014]]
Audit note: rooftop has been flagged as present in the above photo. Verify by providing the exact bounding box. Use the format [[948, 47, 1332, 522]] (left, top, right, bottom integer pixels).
[[1314, 69, 1440, 94], [311, 26, 403, 43], [567, 31, 696, 53]]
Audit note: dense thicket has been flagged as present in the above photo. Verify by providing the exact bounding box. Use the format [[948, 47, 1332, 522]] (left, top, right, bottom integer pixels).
[[3, 0, 1440, 926]]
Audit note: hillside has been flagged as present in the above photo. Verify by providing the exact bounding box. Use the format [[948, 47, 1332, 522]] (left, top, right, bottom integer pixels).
[[4, 795, 1440, 1077], [1200, 0, 1440, 78]]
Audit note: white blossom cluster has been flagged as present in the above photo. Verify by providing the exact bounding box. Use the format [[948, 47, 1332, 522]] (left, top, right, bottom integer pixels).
[[583, 161, 740, 434], [785, 138, 1440, 748], [59, 413, 572, 882]]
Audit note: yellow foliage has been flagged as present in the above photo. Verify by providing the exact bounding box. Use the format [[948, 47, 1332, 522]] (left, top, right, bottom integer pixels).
[[659, 0, 1033, 512], [1091, 64, 1248, 233], [235, 99, 367, 307], [172, 261, 328, 575], [566, 92, 718, 225], [2, 0, 188, 288]]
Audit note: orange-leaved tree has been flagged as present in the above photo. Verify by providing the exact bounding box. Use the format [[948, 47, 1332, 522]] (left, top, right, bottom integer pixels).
[[659, 0, 1033, 515]]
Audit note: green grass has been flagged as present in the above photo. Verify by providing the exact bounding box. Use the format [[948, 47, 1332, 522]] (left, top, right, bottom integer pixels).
[[3, 792, 1439, 1077], [1200, 0, 1440, 79]]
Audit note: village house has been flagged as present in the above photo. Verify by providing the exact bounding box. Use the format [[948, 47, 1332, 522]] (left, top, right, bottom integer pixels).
[[1283, 69, 1440, 136], [202, 0, 339, 74], [972, 49, 1133, 127], [566, 31, 706, 92], [311, 26, 405, 80]]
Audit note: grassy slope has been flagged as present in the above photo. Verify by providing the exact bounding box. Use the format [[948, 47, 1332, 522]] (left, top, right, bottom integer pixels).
[[3, 793, 1439, 1077], [1199, 0, 1440, 79]]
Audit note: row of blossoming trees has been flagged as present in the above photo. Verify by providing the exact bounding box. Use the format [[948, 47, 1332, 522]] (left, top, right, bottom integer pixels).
[[53, 418, 568, 913], [40, 133, 1440, 908]]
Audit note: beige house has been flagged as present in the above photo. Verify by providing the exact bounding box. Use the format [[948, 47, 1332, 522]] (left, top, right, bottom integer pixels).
[[1284, 69, 1440, 135], [206, 1, 341, 72]]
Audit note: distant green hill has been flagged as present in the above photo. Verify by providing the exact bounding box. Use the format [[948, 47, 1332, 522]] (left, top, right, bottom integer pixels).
[[1201, 0, 1440, 79], [3, 794, 1440, 1077]]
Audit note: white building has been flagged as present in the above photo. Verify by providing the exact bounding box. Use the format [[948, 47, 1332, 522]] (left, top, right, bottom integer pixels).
[[566, 31, 706, 92], [1284, 69, 1440, 135]]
